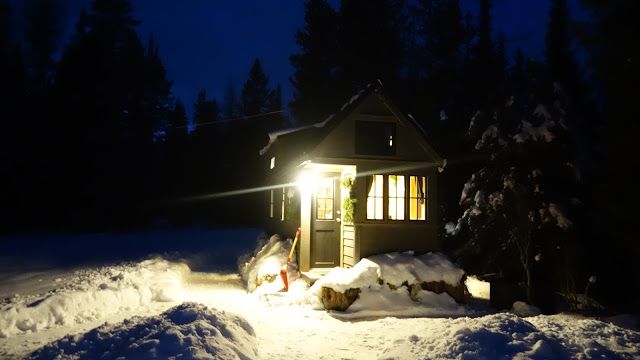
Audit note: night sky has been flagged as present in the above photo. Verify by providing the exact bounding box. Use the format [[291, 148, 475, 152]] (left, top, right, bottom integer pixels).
[[14, 0, 587, 121]]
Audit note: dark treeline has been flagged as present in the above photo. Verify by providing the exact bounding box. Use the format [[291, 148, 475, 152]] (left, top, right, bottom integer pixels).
[[1, 0, 637, 309]]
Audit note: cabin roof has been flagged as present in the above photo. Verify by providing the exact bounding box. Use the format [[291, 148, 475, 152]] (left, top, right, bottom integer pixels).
[[260, 81, 444, 166]]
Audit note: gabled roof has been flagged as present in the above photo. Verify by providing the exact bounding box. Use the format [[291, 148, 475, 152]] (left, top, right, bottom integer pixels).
[[260, 81, 445, 167]]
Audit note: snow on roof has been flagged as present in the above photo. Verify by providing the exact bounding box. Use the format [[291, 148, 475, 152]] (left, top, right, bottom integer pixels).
[[259, 85, 371, 156]]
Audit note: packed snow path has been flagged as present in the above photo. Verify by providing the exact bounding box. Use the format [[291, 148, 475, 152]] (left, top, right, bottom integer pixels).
[[1, 258, 638, 359]]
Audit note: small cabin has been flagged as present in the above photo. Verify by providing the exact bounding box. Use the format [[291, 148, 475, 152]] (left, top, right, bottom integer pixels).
[[261, 83, 445, 274]]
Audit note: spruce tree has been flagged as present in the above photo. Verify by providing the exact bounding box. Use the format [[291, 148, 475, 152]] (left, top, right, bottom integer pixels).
[[290, 0, 339, 124], [171, 98, 188, 130], [337, 0, 406, 95], [240, 58, 270, 116]]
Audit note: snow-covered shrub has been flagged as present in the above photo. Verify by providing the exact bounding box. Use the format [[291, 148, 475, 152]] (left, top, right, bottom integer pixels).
[[29, 302, 257, 360], [238, 234, 297, 293], [512, 301, 542, 317], [448, 82, 583, 309], [309, 252, 469, 316]]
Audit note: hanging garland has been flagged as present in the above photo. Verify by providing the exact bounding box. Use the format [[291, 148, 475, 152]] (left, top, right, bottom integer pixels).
[[342, 177, 356, 224]]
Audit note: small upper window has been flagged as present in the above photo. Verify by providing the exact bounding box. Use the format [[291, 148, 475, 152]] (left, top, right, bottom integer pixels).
[[355, 121, 396, 156], [270, 157, 275, 169]]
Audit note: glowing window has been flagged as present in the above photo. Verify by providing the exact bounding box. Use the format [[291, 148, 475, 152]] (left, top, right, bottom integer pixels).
[[409, 176, 427, 220], [367, 175, 384, 220], [388, 175, 405, 220], [269, 190, 274, 218], [281, 187, 286, 221], [316, 178, 334, 220], [270, 157, 275, 169]]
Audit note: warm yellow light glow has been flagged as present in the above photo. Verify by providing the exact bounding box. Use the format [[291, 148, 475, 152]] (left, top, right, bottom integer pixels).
[[465, 275, 490, 300], [389, 175, 405, 220], [367, 175, 384, 220], [296, 171, 318, 192]]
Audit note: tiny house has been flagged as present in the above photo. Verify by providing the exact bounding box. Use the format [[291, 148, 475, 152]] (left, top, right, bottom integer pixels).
[[261, 83, 445, 273]]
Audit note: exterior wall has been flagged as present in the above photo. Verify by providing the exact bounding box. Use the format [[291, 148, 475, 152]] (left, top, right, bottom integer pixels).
[[342, 224, 356, 267], [352, 161, 440, 261]]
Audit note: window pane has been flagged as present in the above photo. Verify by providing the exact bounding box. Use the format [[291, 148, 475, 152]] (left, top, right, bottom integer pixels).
[[269, 190, 274, 218], [316, 178, 334, 220], [409, 176, 427, 220], [388, 175, 405, 220], [367, 175, 384, 220], [281, 187, 286, 221]]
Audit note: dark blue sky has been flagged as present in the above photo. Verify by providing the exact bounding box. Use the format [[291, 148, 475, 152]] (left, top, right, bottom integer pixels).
[[22, 0, 586, 120]]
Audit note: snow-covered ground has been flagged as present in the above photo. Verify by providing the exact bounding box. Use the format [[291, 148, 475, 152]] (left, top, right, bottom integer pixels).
[[1, 228, 639, 359]]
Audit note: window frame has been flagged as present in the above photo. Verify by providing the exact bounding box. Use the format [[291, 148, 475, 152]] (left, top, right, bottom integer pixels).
[[315, 177, 335, 220], [388, 175, 406, 220]]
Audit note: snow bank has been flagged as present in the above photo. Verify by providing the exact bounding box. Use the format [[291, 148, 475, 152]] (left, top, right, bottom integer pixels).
[[379, 313, 566, 359], [528, 314, 640, 359], [511, 301, 542, 317], [29, 302, 257, 360], [239, 234, 295, 293], [312, 258, 381, 293], [370, 251, 465, 287], [0, 258, 187, 338]]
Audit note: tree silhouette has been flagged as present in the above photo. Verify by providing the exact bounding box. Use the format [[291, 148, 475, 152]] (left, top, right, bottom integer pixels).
[[240, 58, 270, 116], [290, 0, 339, 124]]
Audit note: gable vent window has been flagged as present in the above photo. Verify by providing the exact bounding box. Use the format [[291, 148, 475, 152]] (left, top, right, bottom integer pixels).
[[355, 121, 396, 156]]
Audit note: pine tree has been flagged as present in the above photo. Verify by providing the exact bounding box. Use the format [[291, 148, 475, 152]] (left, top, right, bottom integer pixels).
[[449, 79, 582, 310], [240, 58, 270, 116], [171, 98, 188, 129], [577, 0, 640, 310], [290, 0, 339, 124], [24, 0, 64, 93], [545, 0, 575, 86], [221, 79, 239, 120], [267, 84, 282, 112], [193, 89, 219, 133], [337, 0, 407, 95]]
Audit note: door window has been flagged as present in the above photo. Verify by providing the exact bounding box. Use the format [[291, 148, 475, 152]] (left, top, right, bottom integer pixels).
[[316, 177, 334, 220]]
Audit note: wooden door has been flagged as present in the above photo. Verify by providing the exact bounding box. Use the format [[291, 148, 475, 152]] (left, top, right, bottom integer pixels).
[[311, 175, 341, 268]]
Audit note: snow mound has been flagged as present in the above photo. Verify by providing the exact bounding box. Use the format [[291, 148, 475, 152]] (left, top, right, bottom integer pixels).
[[369, 251, 465, 287], [512, 301, 542, 317], [380, 313, 565, 359], [309, 252, 469, 318], [0, 258, 187, 338], [312, 258, 381, 293], [29, 302, 257, 360], [239, 234, 295, 293]]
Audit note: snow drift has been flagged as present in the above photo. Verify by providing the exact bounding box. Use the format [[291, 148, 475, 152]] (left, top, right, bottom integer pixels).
[[0, 258, 188, 338], [29, 302, 257, 360], [239, 234, 296, 293], [309, 252, 470, 317]]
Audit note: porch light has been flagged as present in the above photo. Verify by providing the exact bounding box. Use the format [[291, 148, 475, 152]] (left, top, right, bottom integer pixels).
[[296, 171, 318, 192]]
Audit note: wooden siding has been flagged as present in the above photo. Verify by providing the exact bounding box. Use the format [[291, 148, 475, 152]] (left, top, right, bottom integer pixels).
[[343, 224, 356, 267]]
